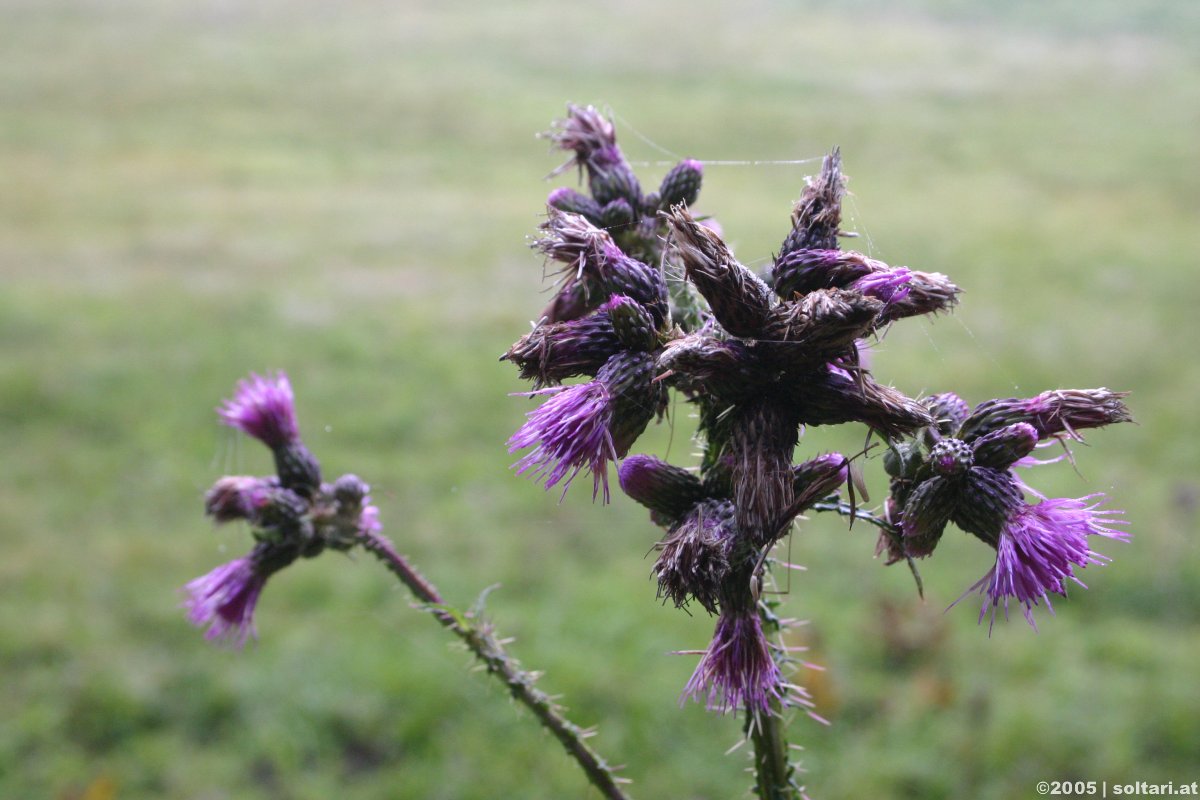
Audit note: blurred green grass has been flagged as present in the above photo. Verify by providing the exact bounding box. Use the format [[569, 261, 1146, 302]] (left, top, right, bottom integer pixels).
[[1, 1, 1197, 798]]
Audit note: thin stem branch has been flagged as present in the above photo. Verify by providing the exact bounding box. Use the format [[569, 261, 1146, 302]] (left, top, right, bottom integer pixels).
[[356, 529, 633, 800]]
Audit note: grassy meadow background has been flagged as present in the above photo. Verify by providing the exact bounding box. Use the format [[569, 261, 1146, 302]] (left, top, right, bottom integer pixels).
[[2, 1, 1198, 797]]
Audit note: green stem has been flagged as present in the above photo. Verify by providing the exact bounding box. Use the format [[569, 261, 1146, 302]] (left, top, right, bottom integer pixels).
[[748, 697, 799, 800], [357, 530, 633, 800]]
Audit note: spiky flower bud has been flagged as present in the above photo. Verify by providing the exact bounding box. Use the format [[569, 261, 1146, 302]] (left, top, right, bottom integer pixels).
[[619, 455, 706, 526], [589, 162, 642, 208], [253, 486, 311, 544], [971, 423, 1039, 470], [603, 294, 658, 352], [333, 473, 368, 507], [665, 206, 774, 338], [272, 440, 322, 498], [928, 438, 973, 477], [795, 365, 934, 440], [884, 442, 924, 480], [599, 198, 636, 230], [760, 288, 882, 363], [900, 475, 957, 557], [922, 392, 972, 443], [792, 453, 850, 506], [547, 186, 602, 223], [772, 249, 879, 299], [951, 467, 1024, 546], [958, 388, 1132, 442], [658, 159, 704, 208]]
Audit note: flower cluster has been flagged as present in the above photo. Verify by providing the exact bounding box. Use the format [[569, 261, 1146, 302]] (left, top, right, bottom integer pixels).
[[184, 372, 381, 646], [883, 389, 1131, 629], [506, 106, 1133, 722]]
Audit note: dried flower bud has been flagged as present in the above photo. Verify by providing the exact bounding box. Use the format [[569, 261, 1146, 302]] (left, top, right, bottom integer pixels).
[[796, 365, 934, 440], [778, 149, 845, 258], [534, 210, 667, 324], [619, 455, 706, 526], [959, 388, 1132, 442], [971, 423, 1039, 470], [760, 288, 883, 364], [543, 103, 618, 177], [665, 206, 774, 338], [547, 187, 602, 223], [658, 159, 703, 208], [503, 311, 622, 387], [656, 332, 760, 399], [654, 498, 735, 614]]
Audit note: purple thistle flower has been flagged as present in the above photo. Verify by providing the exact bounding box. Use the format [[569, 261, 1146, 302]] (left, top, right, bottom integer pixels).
[[967, 494, 1129, 631], [218, 371, 299, 449], [508, 382, 617, 502], [183, 556, 267, 647], [684, 609, 783, 714]]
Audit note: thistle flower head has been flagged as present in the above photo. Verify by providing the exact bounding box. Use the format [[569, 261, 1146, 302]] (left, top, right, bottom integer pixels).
[[959, 389, 1132, 442], [618, 454, 706, 526], [535, 210, 667, 324], [969, 495, 1129, 630], [683, 608, 783, 714], [508, 381, 616, 501], [654, 499, 735, 614], [658, 159, 704, 209], [182, 556, 268, 647], [218, 371, 299, 449], [544, 104, 618, 176], [779, 149, 845, 257], [502, 310, 623, 387], [204, 476, 276, 524]]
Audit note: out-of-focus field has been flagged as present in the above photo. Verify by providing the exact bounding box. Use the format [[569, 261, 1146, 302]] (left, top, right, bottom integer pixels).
[[2, 1, 1197, 798]]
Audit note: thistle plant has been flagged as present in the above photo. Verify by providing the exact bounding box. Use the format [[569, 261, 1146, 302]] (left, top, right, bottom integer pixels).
[[184, 105, 1133, 799], [502, 104, 1133, 798], [186, 370, 635, 798]]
